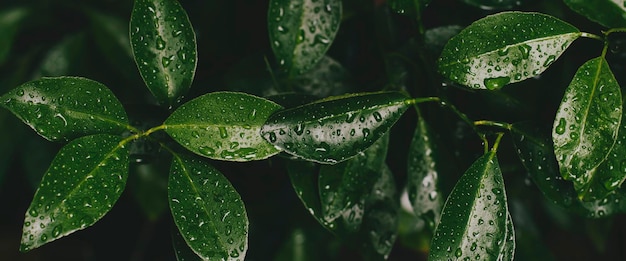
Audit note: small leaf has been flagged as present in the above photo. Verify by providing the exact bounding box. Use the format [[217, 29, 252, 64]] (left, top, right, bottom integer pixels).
[[20, 134, 129, 251], [552, 57, 622, 185], [261, 91, 410, 164], [130, 0, 197, 106], [389, 0, 431, 19], [268, 0, 342, 76], [165, 92, 283, 161], [564, 0, 626, 28], [438, 11, 580, 90], [0, 7, 29, 65], [1, 77, 129, 141], [168, 154, 248, 260], [429, 152, 513, 261]]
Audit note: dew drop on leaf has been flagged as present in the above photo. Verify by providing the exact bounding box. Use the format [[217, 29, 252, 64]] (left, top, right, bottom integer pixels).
[[555, 118, 566, 135], [483, 76, 510, 90]]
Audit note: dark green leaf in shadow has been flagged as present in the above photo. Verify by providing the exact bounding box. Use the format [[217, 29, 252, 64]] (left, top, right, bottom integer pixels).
[[274, 227, 323, 261], [165, 92, 283, 161], [429, 152, 513, 261], [20, 134, 129, 251], [461, 0, 526, 10], [438, 12, 580, 90], [88, 9, 136, 79], [34, 33, 86, 78], [261, 92, 410, 164], [288, 56, 353, 98], [130, 0, 197, 107], [389, 0, 431, 20], [172, 226, 203, 261], [287, 160, 325, 223], [266, 93, 319, 109], [0, 7, 29, 65], [129, 158, 170, 221], [564, 0, 626, 28], [1, 77, 130, 141], [268, 0, 342, 77], [552, 57, 622, 186], [168, 154, 248, 260]]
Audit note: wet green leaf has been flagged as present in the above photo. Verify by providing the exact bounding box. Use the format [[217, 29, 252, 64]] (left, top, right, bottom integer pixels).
[[130, 0, 197, 106], [1, 77, 129, 142], [165, 92, 283, 161], [429, 152, 513, 261], [438, 11, 580, 90], [20, 134, 129, 251], [288, 56, 353, 97], [0, 7, 29, 65], [564, 0, 626, 28], [268, 0, 342, 76], [552, 57, 622, 186], [287, 160, 324, 221], [389, 0, 430, 19], [168, 154, 248, 260], [129, 159, 170, 221], [88, 9, 136, 79], [172, 227, 203, 261], [261, 91, 410, 164]]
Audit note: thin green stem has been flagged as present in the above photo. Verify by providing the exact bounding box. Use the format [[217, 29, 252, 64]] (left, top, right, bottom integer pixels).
[[605, 28, 626, 35], [474, 120, 512, 131], [120, 124, 167, 146], [491, 132, 505, 153], [580, 32, 604, 42], [406, 96, 440, 105]]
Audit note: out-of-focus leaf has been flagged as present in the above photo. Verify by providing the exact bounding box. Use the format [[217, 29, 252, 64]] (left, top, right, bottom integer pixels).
[[274, 228, 322, 261], [266, 93, 318, 109], [168, 154, 248, 260], [389, 0, 431, 20], [1, 77, 129, 141], [288, 56, 353, 98], [165, 92, 283, 161], [429, 152, 513, 261], [0, 7, 30, 65], [552, 57, 622, 188], [88, 9, 136, 79], [130, 0, 197, 107], [129, 158, 170, 221], [462, 0, 526, 10], [564, 0, 626, 28], [261, 92, 410, 164], [268, 0, 342, 76], [287, 160, 325, 223], [34, 33, 86, 78], [20, 134, 129, 251], [438, 12, 580, 90]]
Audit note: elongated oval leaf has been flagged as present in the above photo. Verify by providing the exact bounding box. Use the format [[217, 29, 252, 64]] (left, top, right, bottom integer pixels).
[[429, 152, 512, 261], [0, 7, 29, 65], [1, 77, 129, 141], [165, 92, 283, 161], [130, 0, 197, 106], [20, 134, 129, 251], [287, 160, 325, 222], [268, 0, 342, 76], [564, 0, 626, 28], [438, 12, 580, 90], [169, 155, 248, 260], [261, 92, 410, 164], [552, 57, 622, 184]]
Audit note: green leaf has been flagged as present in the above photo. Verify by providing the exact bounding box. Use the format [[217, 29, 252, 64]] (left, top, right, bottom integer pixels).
[[438, 11, 580, 90], [564, 0, 626, 28], [130, 0, 198, 106], [35, 33, 86, 78], [287, 160, 325, 223], [288, 55, 353, 97], [429, 152, 513, 261], [0, 7, 29, 65], [172, 227, 203, 261], [168, 154, 248, 260], [461, 0, 525, 10], [165, 91, 284, 161], [261, 91, 410, 164], [20, 134, 129, 251], [552, 57, 622, 186], [88, 9, 136, 79], [268, 0, 342, 76], [1, 77, 129, 142], [389, 0, 431, 19], [129, 159, 170, 221]]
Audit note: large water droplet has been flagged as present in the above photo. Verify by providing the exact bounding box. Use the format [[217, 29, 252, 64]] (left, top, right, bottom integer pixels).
[[555, 118, 566, 135], [156, 36, 166, 50], [268, 132, 277, 142], [219, 127, 228, 138], [297, 29, 305, 43], [372, 111, 383, 122], [294, 123, 305, 135], [199, 146, 215, 156], [483, 76, 510, 90], [518, 44, 531, 59], [543, 55, 556, 67]]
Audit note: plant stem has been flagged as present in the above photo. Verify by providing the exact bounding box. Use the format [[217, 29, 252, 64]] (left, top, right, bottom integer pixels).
[[474, 120, 512, 130], [491, 132, 505, 153], [580, 32, 604, 42], [406, 96, 440, 105]]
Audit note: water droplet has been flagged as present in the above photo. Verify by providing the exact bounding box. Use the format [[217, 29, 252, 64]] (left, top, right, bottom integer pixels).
[[161, 55, 174, 67], [483, 76, 510, 90], [346, 113, 356, 123], [17, 89, 24, 96], [199, 146, 215, 156], [156, 36, 166, 50], [219, 127, 228, 138], [518, 44, 531, 59], [29, 209, 38, 217], [372, 111, 383, 122], [498, 47, 509, 56], [543, 55, 556, 67], [297, 29, 305, 43], [470, 242, 477, 251], [362, 128, 370, 137], [230, 249, 240, 257], [314, 34, 330, 45], [41, 234, 48, 242], [555, 118, 566, 135], [52, 225, 62, 237], [294, 123, 305, 135], [455, 248, 462, 257], [268, 132, 277, 142], [315, 142, 330, 153]]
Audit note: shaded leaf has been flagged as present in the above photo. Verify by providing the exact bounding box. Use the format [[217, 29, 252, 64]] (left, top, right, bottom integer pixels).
[[88, 9, 136, 79], [168, 154, 248, 260], [129, 159, 170, 220], [266, 93, 319, 109], [429, 152, 512, 261], [1, 77, 129, 142], [287, 160, 325, 223], [389, 0, 431, 19], [438, 12, 580, 90], [35, 33, 86, 78], [261, 91, 410, 164], [172, 227, 203, 261], [564, 0, 626, 28], [0, 7, 29, 65], [461, 0, 526, 10], [20, 134, 129, 251], [288, 55, 353, 97], [165, 92, 283, 161], [552, 57, 622, 186], [130, 0, 197, 106], [268, 0, 342, 76]]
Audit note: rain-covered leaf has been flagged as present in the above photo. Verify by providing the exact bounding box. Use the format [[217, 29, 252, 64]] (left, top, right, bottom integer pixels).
[[35, 34, 86, 78], [438, 12, 580, 90], [165, 92, 283, 161], [268, 0, 342, 76], [564, 0, 626, 28], [88, 9, 136, 79], [406, 116, 444, 230], [461, 0, 526, 10], [168, 154, 248, 260], [130, 0, 197, 106], [172, 227, 203, 261], [552, 57, 622, 186], [261, 91, 410, 164], [1, 77, 129, 142], [0, 7, 29, 65], [429, 152, 513, 261], [20, 134, 129, 251], [389, 0, 430, 19]]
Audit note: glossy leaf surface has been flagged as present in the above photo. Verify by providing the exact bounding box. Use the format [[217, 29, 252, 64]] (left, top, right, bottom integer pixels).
[[20, 134, 129, 251], [169, 155, 248, 260], [552, 57, 622, 184], [261, 92, 410, 164], [165, 92, 283, 161], [0, 7, 29, 65], [564, 0, 626, 28], [438, 12, 580, 90], [1, 77, 129, 141], [130, 0, 197, 106], [268, 0, 342, 76], [429, 152, 512, 261]]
